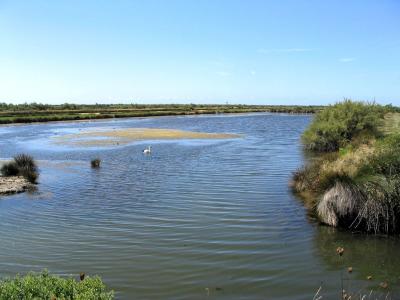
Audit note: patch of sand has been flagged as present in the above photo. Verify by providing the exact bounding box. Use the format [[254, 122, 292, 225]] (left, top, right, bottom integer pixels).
[[0, 176, 33, 195], [54, 128, 241, 147]]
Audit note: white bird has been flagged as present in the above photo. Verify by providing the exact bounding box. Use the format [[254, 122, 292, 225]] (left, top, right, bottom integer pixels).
[[143, 146, 151, 154]]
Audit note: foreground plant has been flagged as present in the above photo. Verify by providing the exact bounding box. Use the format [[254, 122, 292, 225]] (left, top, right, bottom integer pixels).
[[0, 270, 113, 300]]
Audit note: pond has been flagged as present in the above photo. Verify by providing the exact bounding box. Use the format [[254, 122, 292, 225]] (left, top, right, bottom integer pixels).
[[0, 113, 399, 299]]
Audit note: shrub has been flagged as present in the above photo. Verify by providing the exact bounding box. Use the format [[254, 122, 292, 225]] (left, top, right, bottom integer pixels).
[[91, 158, 101, 168], [294, 101, 400, 233], [360, 134, 400, 176], [0, 161, 19, 176], [292, 162, 322, 194], [302, 100, 384, 152], [0, 154, 39, 184], [303, 133, 400, 233], [14, 154, 37, 171], [0, 270, 114, 300], [13, 154, 38, 183]]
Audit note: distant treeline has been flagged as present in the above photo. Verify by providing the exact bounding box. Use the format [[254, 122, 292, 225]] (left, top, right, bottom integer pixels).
[[0, 102, 324, 124]]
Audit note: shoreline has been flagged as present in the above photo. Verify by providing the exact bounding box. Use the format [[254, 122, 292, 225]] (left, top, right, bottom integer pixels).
[[0, 176, 33, 195], [0, 105, 321, 126], [292, 101, 400, 234], [0, 110, 315, 127]]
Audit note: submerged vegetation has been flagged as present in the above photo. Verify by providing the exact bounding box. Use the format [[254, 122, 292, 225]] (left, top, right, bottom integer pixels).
[[0, 103, 322, 124], [292, 100, 400, 234], [1, 154, 39, 184], [91, 158, 101, 168], [0, 270, 113, 300]]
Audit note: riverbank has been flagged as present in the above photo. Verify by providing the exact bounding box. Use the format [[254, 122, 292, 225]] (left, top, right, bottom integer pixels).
[[0, 103, 322, 124], [292, 100, 400, 234]]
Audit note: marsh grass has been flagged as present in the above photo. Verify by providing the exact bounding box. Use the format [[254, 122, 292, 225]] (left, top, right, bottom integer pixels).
[[91, 158, 101, 168], [293, 100, 400, 233], [0, 154, 39, 184], [295, 137, 400, 233], [381, 113, 400, 135], [0, 103, 324, 124], [0, 162, 19, 177]]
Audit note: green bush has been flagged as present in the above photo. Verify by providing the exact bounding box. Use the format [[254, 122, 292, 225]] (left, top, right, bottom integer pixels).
[[361, 134, 400, 176], [0, 270, 114, 300], [302, 100, 384, 152]]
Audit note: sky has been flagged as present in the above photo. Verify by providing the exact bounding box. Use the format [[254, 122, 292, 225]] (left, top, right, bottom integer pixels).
[[0, 0, 399, 105]]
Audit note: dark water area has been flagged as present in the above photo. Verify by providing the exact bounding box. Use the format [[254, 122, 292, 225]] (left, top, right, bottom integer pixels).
[[0, 113, 399, 299]]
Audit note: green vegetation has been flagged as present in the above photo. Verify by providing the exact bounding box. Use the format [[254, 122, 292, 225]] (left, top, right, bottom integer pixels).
[[302, 100, 385, 152], [0, 270, 113, 300], [1, 154, 39, 183], [381, 112, 400, 135], [91, 158, 101, 168], [0, 103, 322, 124], [292, 100, 400, 234]]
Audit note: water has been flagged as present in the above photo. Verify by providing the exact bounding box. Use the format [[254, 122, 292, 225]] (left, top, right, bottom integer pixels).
[[0, 113, 399, 299]]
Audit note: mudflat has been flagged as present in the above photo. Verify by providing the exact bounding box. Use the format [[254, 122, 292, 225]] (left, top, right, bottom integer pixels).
[[0, 176, 32, 195], [53, 128, 241, 146]]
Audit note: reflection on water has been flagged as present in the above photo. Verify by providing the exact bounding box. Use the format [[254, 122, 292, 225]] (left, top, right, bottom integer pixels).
[[0, 113, 399, 300], [314, 226, 400, 296]]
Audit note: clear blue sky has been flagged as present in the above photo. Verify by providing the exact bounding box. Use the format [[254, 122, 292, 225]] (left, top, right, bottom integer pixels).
[[0, 0, 399, 105]]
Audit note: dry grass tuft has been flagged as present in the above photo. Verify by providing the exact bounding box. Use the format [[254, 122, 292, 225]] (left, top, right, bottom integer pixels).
[[317, 181, 364, 227], [91, 158, 101, 168], [320, 144, 374, 178]]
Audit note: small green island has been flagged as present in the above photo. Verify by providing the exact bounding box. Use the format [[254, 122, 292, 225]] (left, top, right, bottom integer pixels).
[[292, 100, 400, 234]]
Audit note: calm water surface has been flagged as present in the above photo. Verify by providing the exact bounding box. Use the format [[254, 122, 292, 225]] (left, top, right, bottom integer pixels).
[[0, 113, 399, 299]]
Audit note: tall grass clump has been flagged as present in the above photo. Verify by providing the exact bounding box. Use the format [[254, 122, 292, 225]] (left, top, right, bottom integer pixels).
[[293, 99, 400, 233], [302, 100, 384, 152], [91, 158, 101, 168], [0, 154, 39, 183], [0, 161, 19, 177], [0, 270, 114, 300]]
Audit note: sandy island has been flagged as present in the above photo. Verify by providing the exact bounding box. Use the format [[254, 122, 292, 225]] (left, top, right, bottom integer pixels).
[[0, 176, 33, 195], [54, 128, 241, 147]]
